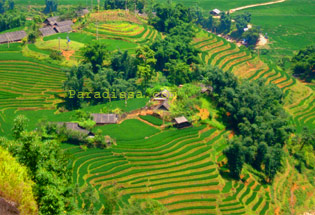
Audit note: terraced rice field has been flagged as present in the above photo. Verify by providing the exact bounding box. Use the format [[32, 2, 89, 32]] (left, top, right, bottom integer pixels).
[[84, 21, 162, 47], [63, 117, 277, 214], [193, 29, 315, 132], [0, 44, 65, 132]]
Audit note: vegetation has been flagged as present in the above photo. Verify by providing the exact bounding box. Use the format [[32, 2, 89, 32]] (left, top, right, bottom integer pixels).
[[0, 0, 314, 214], [200, 66, 292, 180], [0, 146, 38, 215], [0, 13, 25, 32], [0, 116, 79, 215], [291, 45, 315, 82]]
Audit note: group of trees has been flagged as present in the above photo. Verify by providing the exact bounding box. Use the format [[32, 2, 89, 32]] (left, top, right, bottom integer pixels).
[[63, 42, 140, 109], [0, 13, 25, 31], [291, 45, 315, 82], [150, 24, 201, 85], [0, 0, 14, 13], [289, 127, 315, 172], [200, 66, 292, 181], [0, 115, 79, 215], [104, 0, 145, 13]]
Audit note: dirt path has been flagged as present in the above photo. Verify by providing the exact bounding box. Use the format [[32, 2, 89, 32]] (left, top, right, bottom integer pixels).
[[229, 0, 286, 13]]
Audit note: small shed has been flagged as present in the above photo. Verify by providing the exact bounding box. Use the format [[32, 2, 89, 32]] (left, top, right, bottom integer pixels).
[[39, 27, 57, 36], [154, 100, 170, 111], [173, 116, 191, 129], [0, 30, 27, 44], [44, 16, 59, 26], [210, 9, 221, 15], [91, 114, 118, 125]]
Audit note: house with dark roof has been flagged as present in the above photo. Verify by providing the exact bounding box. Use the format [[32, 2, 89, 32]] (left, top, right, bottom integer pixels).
[[55, 25, 73, 33], [0, 30, 27, 44], [39, 27, 56, 37], [91, 114, 118, 125], [173, 116, 191, 129], [41, 16, 73, 36], [44, 16, 59, 26]]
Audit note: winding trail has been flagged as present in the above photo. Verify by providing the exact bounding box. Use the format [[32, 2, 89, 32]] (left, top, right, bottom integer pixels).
[[229, 0, 286, 13]]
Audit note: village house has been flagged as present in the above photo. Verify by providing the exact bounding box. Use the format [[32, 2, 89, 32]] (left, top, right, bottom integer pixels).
[[0, 30, 27, 44], [40, 16, 73, 36], [173, 116, 192, 129], [91, 113, 118, 125], [154, 100, 170, 111], [210, 9, 221, 15]]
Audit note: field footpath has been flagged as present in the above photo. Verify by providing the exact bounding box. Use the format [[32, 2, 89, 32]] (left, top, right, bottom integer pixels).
[[229, 0, 286, 13]]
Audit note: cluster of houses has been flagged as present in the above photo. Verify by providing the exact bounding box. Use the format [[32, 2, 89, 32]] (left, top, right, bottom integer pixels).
[[39, 17, 74, 37], [0, 9, 89, 44], [56, 113, 118, 138]]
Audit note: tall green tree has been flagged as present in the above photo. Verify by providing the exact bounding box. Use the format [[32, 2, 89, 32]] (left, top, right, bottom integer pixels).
[[224, 139, 245, 179], [12, 115, 29, 140], [44, 0, 58, 13], [81, 41, 109, 73], [136, 45, 156, 87]]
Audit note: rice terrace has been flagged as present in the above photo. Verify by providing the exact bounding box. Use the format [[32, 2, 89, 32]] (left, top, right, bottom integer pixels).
[[0, 0, 314, 215]]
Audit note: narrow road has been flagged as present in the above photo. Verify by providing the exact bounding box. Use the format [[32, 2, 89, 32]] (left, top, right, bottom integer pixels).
[[229, 0, 286, 13]]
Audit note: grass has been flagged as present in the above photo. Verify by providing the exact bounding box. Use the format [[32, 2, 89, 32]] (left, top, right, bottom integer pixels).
[[94, 119, 160, 141], [139, 115, 163, 126], [0, 98, 148, 137], [233, 0, 315, 60]]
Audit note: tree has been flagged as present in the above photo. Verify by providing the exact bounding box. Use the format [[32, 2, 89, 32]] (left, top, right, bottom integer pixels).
[[63, 64, 90, 110], [81, 41, 109, 73], [235, 15, 247, 34], [8, 0, 14, 10], [291, 45, 315, 82], [12, 115, 29, 140], [103, 186, 120, 215], [264, 145, 283, 182], [111, 50, 137, 80], [297, 127, 315, 151], [0, 1, 4, 13], [219, 12, 231, 33], [242, 26, 260, 47], [136, 45, 156, 87], [224, 139, 245, 179], [44, 0, 58, 13]]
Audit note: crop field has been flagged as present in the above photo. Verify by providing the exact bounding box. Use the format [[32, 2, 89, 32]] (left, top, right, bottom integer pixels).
[[0, 98, 148, 137], [232, 0, 315, 60], [0, 43, 64, 112], [84, 21, 162, 48], [193, 28, 315, 132], [63, 122, 277, 214]]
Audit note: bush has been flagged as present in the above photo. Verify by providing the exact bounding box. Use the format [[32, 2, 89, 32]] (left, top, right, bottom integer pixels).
[[49, 50, 63, 61]]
